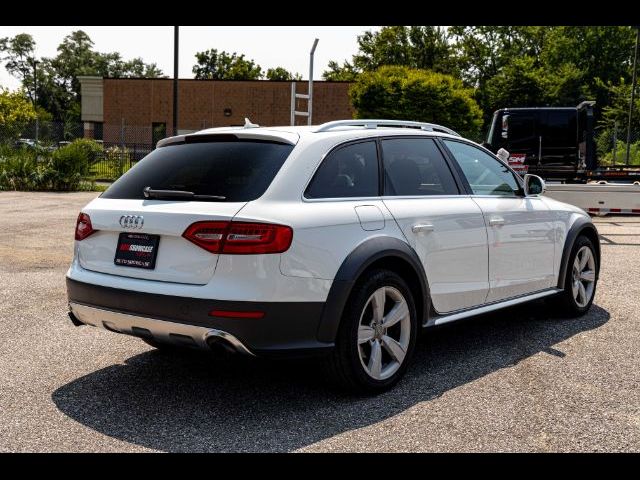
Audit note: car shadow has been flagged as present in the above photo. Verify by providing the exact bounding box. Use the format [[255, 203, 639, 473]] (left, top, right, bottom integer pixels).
[[52, 300, 609, 452]]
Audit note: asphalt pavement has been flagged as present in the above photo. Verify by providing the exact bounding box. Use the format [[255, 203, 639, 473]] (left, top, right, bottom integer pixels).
[[0, 191, 638, 452]]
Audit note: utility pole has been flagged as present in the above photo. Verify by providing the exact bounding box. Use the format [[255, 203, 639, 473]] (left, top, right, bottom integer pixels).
[[33, 59, 39, 144], [308, 38, 319, 126], [625, 26, 639, 165], [173, 26, 179, 136]]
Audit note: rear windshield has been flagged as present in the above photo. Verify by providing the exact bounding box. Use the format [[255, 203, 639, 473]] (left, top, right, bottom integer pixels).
[[101, 140, 294, 202]]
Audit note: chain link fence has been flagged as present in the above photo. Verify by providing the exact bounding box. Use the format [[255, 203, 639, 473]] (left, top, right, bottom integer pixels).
[[0, 121, 160, 181], [595, 122, 640, 166]]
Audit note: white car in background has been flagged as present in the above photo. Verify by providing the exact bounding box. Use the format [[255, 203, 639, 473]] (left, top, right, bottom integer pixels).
[[66, 119, 600, 393]]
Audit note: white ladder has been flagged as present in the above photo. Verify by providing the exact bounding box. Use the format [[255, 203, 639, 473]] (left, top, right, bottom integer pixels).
[[290, 38, 319, 126], [290, 82, 311, 126]]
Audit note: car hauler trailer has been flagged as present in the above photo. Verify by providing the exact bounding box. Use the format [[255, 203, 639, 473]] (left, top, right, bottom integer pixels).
[[543, 182, 640, 215], [484, 102, 640, 215]]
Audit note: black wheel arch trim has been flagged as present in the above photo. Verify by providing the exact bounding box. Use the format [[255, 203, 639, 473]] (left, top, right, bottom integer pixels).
[[316, 236, 430, 343], [557, 218, 601, 290]]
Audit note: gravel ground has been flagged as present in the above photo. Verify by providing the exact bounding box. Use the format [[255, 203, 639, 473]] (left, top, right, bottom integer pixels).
[[0, 191, 638, 452]]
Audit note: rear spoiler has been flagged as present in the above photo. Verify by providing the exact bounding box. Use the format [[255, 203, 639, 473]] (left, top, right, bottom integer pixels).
[[157, 130, 299, 148]]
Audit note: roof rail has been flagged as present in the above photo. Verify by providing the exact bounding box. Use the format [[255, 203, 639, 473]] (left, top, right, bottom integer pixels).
[[314, 119, 460, 136]]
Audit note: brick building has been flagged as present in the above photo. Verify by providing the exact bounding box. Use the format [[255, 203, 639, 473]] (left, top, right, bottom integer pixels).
[[79, 76, 354, 151]]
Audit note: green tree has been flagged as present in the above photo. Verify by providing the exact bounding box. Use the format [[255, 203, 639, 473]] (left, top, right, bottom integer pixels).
[[1, 31, 164, 125], [192, 49, 263, 80], [350, 66, 483, 136], [0, 88, 37, 141], [483, 56, 546, 109], [354, 26, 457, 74], [0, 34, 37, 102], [449, 26, 547, 88], [265, 67, 301, 81], [323, 26, 458, 81], [597, 78, 640, 164], [322, 60, 359, 81], [541, 26, 636, 116]]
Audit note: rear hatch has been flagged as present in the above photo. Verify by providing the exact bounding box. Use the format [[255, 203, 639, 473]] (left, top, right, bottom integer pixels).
[[76, 133, 295, 285]]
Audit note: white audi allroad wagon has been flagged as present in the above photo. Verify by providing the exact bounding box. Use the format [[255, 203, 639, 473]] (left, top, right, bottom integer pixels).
[[67, 119, 600, 392]]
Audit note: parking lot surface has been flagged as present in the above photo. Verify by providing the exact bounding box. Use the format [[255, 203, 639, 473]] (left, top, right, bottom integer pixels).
[[0, 191, 638, 452]]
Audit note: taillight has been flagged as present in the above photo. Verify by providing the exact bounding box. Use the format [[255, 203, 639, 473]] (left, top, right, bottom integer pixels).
[[75, 213, 96, 241], [182, 221, 293, 254], [224, 222, 293, 254], [181, 221, 228, 253]]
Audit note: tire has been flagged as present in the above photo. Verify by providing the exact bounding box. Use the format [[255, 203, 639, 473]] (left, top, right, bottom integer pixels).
[[324, 269, 418, 394], [554, 235, 598, 317]]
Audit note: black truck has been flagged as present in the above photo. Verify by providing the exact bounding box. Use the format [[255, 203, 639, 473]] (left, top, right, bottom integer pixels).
[[483, 100, 640, 183], [482, 101, 600, 181]]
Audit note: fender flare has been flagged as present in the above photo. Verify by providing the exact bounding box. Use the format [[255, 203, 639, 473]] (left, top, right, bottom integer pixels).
[[557, 217, 601, 290], [316, 236, 430, 343]]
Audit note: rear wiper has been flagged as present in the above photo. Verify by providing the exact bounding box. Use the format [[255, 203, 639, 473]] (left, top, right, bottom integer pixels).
[[143, 187, 226, 201]]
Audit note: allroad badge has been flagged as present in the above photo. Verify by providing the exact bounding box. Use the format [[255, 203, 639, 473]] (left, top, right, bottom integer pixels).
[[119, 215, 144, 229]]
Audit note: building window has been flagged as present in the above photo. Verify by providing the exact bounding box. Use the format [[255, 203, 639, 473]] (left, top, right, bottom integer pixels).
[[152, 122, 167, 148], [94, 122, 103, 141]]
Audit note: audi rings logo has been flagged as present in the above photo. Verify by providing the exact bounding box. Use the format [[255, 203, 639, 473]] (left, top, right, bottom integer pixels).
[[119, 215, 144, 229]]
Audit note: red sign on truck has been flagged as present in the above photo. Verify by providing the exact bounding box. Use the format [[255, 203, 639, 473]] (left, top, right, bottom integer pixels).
[[508, 154, 528, 177]]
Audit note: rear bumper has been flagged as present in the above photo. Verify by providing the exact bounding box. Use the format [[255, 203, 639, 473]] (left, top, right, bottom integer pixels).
[[66, 278, 332, 356]]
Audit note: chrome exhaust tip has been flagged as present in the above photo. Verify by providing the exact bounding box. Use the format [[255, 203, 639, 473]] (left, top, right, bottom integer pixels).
[[68, 310, 84, 327], [204, 329, 254, 356]]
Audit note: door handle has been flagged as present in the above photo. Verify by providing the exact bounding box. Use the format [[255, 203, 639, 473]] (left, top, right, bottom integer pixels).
[[412, 223, 434, 233], [489, 216, 505, 227]]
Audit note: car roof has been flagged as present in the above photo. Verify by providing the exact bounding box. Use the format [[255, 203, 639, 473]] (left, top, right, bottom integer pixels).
[[159, 120, 461, 148]]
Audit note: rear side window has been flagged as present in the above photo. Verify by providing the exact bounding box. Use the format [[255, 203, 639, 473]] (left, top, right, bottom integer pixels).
[[381, 138, 458, 196], [102, 140, 293, 202], [305, 141, 379, 199]]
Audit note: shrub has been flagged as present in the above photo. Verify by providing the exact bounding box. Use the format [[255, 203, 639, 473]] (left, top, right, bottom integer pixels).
[[0, 148, 48, 191], [90, 145, 131, 180], [48, 138, 102, 190], [0, 138, 104, 191], [349, 66, 483, 137], [68, 138, 103, 165]]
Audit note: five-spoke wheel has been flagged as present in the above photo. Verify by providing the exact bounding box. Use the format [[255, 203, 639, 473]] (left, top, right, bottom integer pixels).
[[324, 269, 417, 393], [556, 235, 598, 316], [357, 286, 411, 381], [572, 245, 596, 308]]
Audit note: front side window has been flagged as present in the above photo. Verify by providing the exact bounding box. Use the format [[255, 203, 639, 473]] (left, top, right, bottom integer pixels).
[[382, 138, 458, 196], [305, 141, 379, 199], [443, 140, 520, 196]]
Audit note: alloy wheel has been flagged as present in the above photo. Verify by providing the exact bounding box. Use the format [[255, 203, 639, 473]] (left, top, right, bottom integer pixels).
[[357, 286, 411, 380], [572, 245, 596, 308]]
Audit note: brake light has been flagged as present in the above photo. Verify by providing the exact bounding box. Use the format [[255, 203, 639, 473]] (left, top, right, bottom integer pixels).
[[182, 221, 293, 254], [181, 221, 228, 253], [224, 222, 293, 254], [75, 213, 96, 241]]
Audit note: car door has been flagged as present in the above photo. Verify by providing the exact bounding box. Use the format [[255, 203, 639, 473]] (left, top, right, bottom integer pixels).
[[380, 137, 489, 314], [441, 139, 556, 303]]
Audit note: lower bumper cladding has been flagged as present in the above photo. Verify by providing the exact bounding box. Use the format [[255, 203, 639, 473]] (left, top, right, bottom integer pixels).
[[69, 302, 255, 355]]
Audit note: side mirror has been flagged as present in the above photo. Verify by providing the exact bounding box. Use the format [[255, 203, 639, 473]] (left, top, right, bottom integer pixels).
[[501, 114, 509, 138], [524, 174, 546, 196]]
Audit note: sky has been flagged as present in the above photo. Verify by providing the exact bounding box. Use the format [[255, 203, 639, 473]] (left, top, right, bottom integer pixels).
[[0, 26, 378, 89]]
